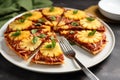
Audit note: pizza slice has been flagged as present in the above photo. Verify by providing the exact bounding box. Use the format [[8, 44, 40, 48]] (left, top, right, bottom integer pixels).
[[5, 10, 52, 33], [4, 29, 49, 60], [42, 6, 64, 30], [57, 9, 105, 32], [57, 9, 86, 30], [31, 32, 64, 64], [60, 30, 107, 55]]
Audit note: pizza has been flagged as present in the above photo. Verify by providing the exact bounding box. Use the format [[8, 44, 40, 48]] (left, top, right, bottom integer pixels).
[[4, 7, 107, 65]]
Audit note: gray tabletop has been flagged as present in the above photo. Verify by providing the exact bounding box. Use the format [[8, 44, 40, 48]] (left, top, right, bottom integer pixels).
[[0, 0, 120, 80]]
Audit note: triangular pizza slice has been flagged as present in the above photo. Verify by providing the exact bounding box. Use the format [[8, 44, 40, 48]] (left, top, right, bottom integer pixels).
[[60, 30, 107, 55], [4, 28, 50, 60], [31, 32, 64, 64], [42, 6, 64, 30]]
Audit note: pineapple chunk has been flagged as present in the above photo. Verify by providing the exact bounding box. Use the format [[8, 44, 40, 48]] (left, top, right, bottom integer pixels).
[[9, 20, 32, 31], [9, 31, 30, 41], [80, 18, 102, 29], [76, 30, 102, 43], [40, 42, 63, 57], [19, 37, 42, 51], [64, 9, 86, 20], [27, 11, 43, 21], [42, 7, 64, 16]]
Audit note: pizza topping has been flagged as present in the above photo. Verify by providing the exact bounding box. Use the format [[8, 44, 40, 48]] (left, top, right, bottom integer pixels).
[[27, 11, 43, 21], [9, 31, 30, 40], [42, 7, 64, 16], [86, 17, 95, 21], [40, 42, 62, 57], [34, 23, 42, 26], [38, 18, 46, 23], [31, 29, 38, 34], [38, 34, 46, 38], [70, 31, 75, 34], [80, 18, 102, 29], [19, 37, 42, 51], [71, 22, 79, 26], [11, 30, 21, 37], [32, 36, 38, 44], [9, 19, 32, 31], [73, 10, 78, 14], [49, 6, 54, 12], [45, 36, 56, 48], [76, 30, 102, 43], [88, 30, 96, 36], [64, 9, 86, 20], [50, 16, 56, 21]]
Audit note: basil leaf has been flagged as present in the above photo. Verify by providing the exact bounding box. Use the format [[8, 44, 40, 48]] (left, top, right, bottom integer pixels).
[[18, 18, 26, 23], [50, 16, 56, 21], [38, 34, 46, 38], [38, 18, 46, 23], [49, 6, 54, 12], [86, 17, 95, 21], [31, 29, 38, 34], [11, 30, 21, 37], [73, 10, 78, 14], [45, 36, 56, 48], [32, 36, 38, 44], [71, 22, 79, 26], [88, 30, 96, 36], [23, 13, 32, 18], [45, 44, 53, 48], [34, 23, 42, 26]]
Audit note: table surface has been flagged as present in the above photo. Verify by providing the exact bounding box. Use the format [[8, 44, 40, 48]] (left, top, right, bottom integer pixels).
[[0, 0, 120, 80]]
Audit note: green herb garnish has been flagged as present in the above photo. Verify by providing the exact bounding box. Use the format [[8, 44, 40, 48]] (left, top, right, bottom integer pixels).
[[45, 36, 56, 48], [32, 36, 38, 44], [50, 16, 56, 21], [49, 6, 54, 12], [18, 18, 26, 23], [38, 34, 46, 38], [34, 23, 42, 26], [23, 13, 32, 18], [31, 29, 38, 34], [11, 30, 21, 37], [88, 30, 96, 36], [86, 17, 95, 21], [71, 22, 79, 26], [38, 18, 46, 23], [73, 10, 78, 14]]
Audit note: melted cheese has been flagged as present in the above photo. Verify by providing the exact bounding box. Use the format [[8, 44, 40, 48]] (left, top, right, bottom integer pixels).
[[75, 30, 102, 43], [40, 42, 63, 57], [9, 20, 32, 30], [19, 37, 42, 51], [9, 31, 30, 41], [42, 7, 64, 16], [64, 9, 86, 20], [27, 11, 43, 21], [80, 18, 102, 29]]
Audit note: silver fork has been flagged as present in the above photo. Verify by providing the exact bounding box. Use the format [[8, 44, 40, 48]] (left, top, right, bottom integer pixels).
[[59, 37, 99, 80]]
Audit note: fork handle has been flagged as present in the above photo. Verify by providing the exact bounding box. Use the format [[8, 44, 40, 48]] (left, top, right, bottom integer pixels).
[[74, 57, 99, 80]]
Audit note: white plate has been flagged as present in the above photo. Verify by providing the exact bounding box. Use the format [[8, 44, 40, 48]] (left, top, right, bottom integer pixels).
[[0, 9, 115, 73]]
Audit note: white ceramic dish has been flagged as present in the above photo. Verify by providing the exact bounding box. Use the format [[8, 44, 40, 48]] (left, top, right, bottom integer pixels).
[[0, 9, 115, 73], [98, 0, 120, 20]]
